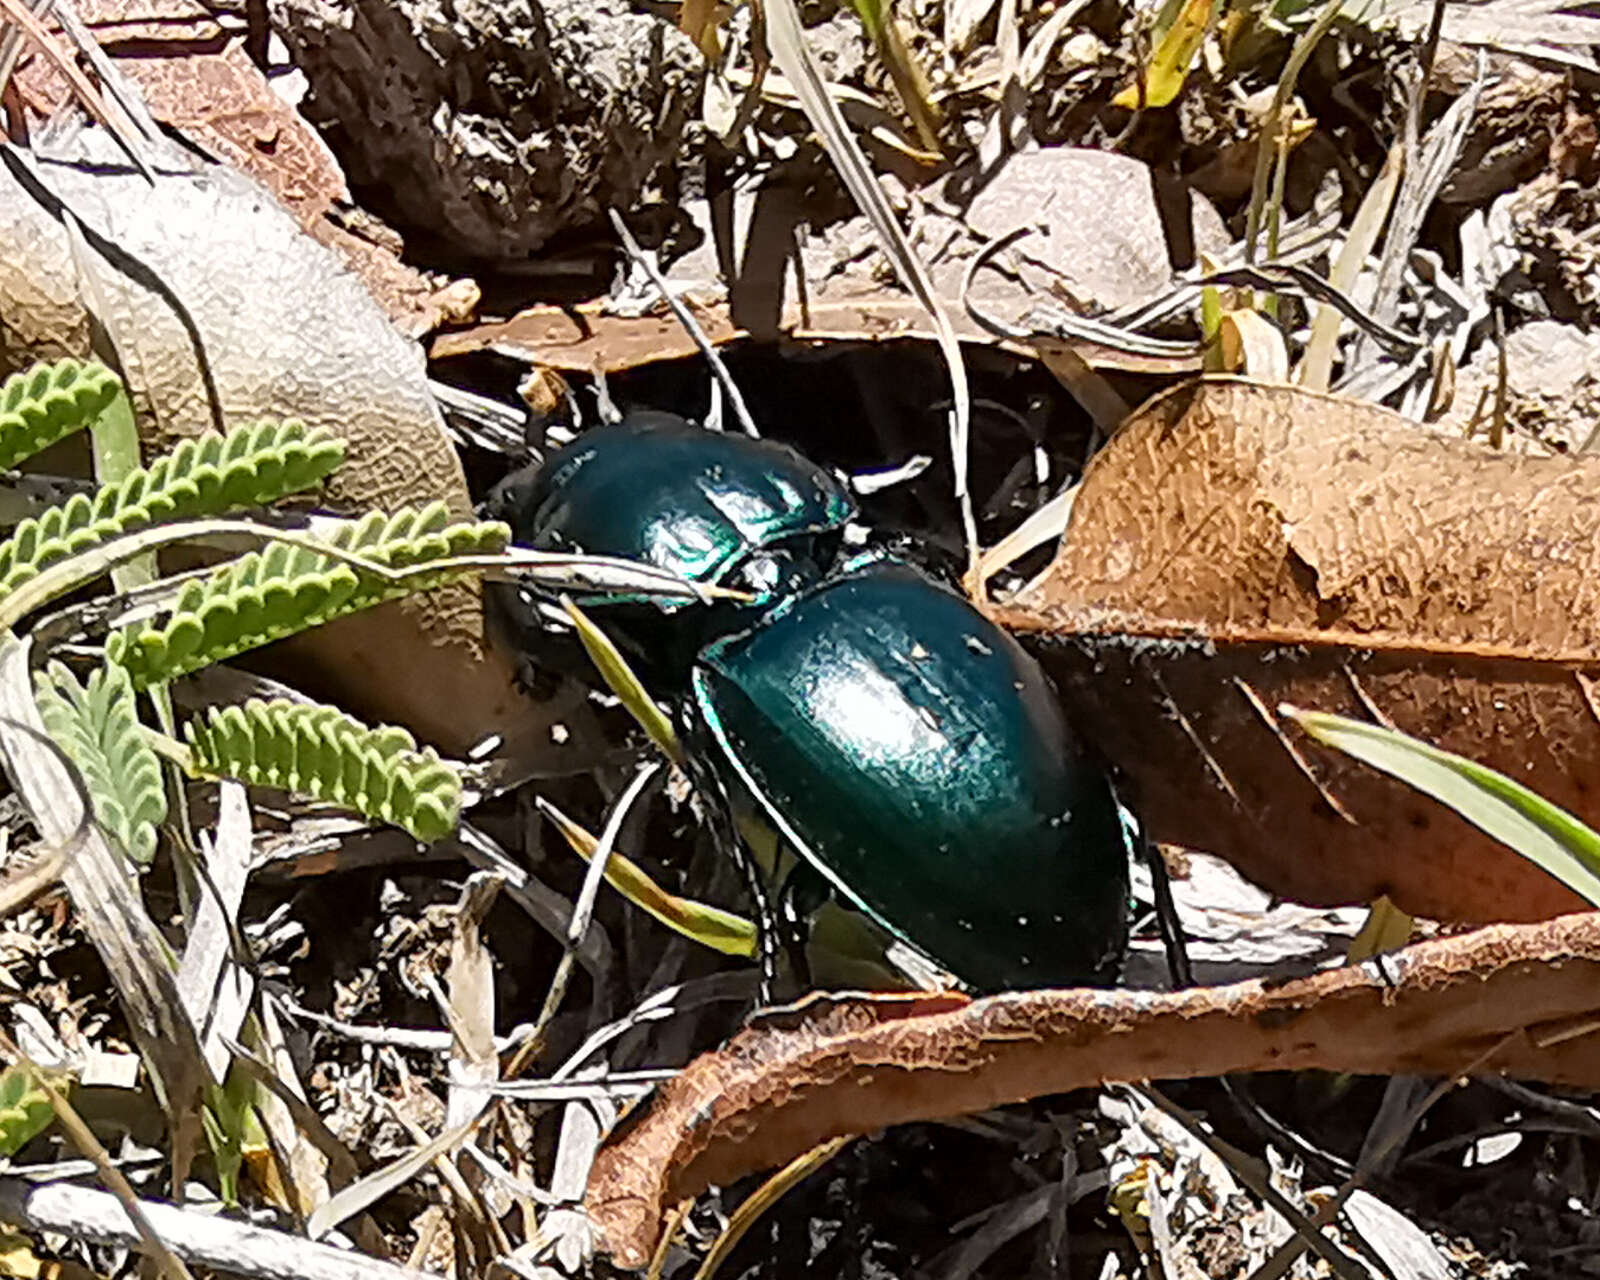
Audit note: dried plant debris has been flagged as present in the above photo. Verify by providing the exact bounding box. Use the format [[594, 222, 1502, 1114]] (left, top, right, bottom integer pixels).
[[1123, 851, 1367, 988], [587, 911, 1600, 1267], [1350, 0, 1600, 68], [436, 146, 1227, 376], [1487, 137, 1600, 324], [11, 0, 477, 336], [1436, 319, 1600, 452], [1433, 44, 1569, 207]]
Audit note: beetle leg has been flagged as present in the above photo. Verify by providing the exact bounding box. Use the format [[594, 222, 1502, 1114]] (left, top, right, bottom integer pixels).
[[681, 743, 782, 1002], [775, 870, 815, 991], [1133, 806, 1193, 989]]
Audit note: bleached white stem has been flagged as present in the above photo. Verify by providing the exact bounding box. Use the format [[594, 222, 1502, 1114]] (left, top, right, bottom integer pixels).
[[0, 1178, 428, 1280]]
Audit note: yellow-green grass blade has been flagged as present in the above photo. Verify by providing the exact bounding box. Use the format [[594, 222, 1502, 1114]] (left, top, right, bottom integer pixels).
[[560, 595, 685, 767], [538, 797, 757, 957]]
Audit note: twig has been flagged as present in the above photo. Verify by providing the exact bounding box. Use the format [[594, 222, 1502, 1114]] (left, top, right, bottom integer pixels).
[[607, 209, 760, 439], [963, 228, 1421, 362], [454, 823, 614, 993], [0, 1032, 192, 1280], [1246, 1031, 1519, 1280], [273, 992, 536, 1055], [0, 1177, 427, 1280]]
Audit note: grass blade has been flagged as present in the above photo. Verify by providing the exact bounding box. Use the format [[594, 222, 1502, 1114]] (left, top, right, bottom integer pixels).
[[760, 0, 975, 571], [1283, 704, 1600, 908], [560, 596, 685, 767], [538, 797, 757, 957]]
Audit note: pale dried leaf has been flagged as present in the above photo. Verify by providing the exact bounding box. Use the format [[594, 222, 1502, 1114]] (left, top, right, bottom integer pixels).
[[177, 780, 253, 1080], [1349, 0, 1600, 66], [304, 1119, 477, 1241], [1342, 1190, 1454, 1279], [445, 871, 502, 1132]]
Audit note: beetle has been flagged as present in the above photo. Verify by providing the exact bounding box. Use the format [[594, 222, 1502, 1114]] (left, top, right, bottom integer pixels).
[[488, 411, 856, 685], [488, 413, 1129, 994]]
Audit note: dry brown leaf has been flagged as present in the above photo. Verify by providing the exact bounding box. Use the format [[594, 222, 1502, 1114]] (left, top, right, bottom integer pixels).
[[15, 0, 345, 218], [432, 295, 1201, 377], [586, 911, 1600, 1267], [993, 377, 1600, 924]]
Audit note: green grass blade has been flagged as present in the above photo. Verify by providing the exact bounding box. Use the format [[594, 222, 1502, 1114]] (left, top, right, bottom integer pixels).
[[1283, 705, 1600, 908]]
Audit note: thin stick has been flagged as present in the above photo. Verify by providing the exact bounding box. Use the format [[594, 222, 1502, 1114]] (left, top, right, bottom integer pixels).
[[510, 762, 661, 1074], [0, 1176, 428, 1280], [607, 209, 760, 439]]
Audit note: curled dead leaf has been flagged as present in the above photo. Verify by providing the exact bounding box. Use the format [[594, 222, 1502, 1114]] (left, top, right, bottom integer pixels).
[[587, 912, 1600, 1267], [993, 377, 1600, 924]]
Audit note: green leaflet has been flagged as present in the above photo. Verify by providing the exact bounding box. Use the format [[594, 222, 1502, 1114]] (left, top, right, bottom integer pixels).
[[0, 1062, 56, 1157], [185, 698, 462, 844], [34, 660, 167, 865], [109, 504, 509, 688], [0, 419, 345, 604], [0, 358, 122, 472]]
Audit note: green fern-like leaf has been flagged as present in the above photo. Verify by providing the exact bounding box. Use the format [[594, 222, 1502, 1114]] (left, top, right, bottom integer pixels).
[[0, 358, 123, 471], [34, 660, 167, 864], [184, 699, 461, 843], [109, 503, 508, 688], [0, 419, 346, 604]]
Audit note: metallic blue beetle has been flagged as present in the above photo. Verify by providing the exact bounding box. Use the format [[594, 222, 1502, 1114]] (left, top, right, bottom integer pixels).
[[489, 413, 1129, 993]]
